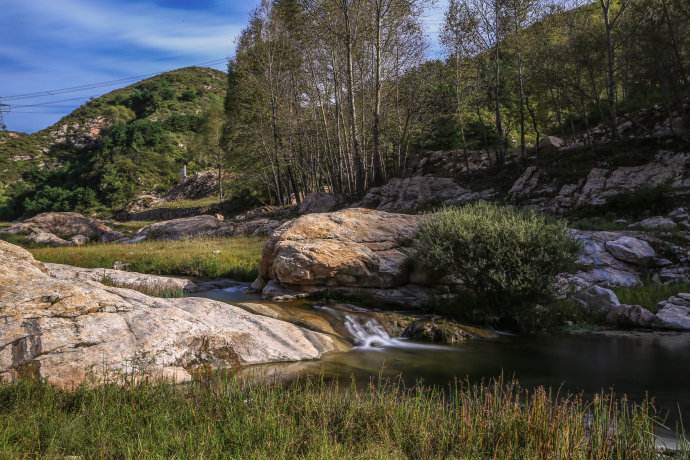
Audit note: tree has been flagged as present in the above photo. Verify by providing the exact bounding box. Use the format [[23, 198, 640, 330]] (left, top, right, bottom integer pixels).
[[597, 0, 629, 139]]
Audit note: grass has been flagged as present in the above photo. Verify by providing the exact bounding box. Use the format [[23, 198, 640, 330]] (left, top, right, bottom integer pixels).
[[614, 282, 690, 313], [570, 216, 629, 231], [151, 196, 221, 209], [0, 376, 683, 460], [29, 237, 264, 282]]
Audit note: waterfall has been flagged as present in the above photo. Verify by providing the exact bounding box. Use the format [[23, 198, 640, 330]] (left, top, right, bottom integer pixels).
[[344, 315, 399, 348], [316, 305, 450, 350]]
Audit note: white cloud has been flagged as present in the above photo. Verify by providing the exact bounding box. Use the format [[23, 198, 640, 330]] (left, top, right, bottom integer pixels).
[[4, 0, 243, 57]]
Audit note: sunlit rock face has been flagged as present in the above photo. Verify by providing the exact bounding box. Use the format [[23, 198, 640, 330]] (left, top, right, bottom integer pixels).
[[0, 240, 343, 388]]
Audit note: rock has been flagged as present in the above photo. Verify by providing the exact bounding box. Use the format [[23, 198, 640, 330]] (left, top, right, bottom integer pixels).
[[125, 194, 162, 213], [70, 235, 89, 246], [26, 230, 72, 247], [4, 212, 122, 243], [359, 176, 471, 213], [538, 136, 565, 153], [261, 280, 308, 302], [632, 217, 678, 232], [656, 294, 690, 330], [570, 230, 644, 287], [509, 167, 540, 197], [605, 236, 656, 266], [298, 192, 341, 215], [164, 170, 218, 201], [575, 268, 641, 288], [572, 286, 656, 328], [573, 286, 621, 314], [258, 209, 428, 308], [130, 215, 284, 242], [260, 209, 420, 289], [45, 263, 239, 294], [0, 241, 343, 388], [668, 207, 689, 223], [402, 318, 476, 344], [508, 151, 690, 213], [132, 215, 232, 241]]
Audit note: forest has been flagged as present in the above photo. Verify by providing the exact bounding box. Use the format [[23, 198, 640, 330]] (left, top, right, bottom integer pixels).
[[222, 0, 690, 205]]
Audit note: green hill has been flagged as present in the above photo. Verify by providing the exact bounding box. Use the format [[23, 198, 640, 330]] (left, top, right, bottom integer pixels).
[[1, 66, 227, 218]]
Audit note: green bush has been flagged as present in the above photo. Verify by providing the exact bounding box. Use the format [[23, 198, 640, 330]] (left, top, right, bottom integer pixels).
[[414, 203, 579, 327]]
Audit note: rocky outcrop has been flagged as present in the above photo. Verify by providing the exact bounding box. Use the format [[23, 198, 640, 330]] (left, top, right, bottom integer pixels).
[[3, 212, 123, 246], [45, 263, 239, 294], [508, 151, 690, 214], [164, 170, 218, 201], [0, 241, 344, 388], [360, 176, 495, 213], [129, 215, 283, 242], [257, 209, 433, 307], [568, 230, 689, 288]]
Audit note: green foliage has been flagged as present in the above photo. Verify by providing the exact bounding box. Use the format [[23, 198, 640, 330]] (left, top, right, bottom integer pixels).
[[613, 282, 690, 313], [29, 237, 264, 282], [0, 68, 228, 218], [22, 186, 98, 215], [414, 203, 579, 326], [0, 377, 673, 459]]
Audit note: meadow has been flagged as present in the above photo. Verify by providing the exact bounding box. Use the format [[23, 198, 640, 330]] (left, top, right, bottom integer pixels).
[[0, 376, 684, 460], [29, 237, 265, 281]]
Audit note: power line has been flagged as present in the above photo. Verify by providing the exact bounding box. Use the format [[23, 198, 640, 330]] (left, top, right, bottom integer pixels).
[[3, 57, 229, 102]]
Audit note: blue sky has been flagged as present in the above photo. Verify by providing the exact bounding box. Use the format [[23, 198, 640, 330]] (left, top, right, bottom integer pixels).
[[1, 0, 446, 133]]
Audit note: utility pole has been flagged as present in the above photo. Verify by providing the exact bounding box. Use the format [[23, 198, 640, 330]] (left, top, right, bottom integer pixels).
[[0, 99, 8, 131]]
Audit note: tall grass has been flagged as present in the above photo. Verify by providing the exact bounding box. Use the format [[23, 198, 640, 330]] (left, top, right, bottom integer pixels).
[[0, 377, 682, 459], [29, 237, 264, 281], [614, 282, 690, 313]]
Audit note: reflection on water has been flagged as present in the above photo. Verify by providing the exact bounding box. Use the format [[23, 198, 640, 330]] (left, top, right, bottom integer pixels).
[[239, 332, 690, 434], [197, 287, 690, 436]]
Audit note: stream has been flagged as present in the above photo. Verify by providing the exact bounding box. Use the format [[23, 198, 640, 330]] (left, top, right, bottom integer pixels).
[[199, 285, 690, 443]]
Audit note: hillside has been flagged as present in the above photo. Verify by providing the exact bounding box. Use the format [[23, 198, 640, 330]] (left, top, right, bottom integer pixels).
[[0, 66, 227, 217]]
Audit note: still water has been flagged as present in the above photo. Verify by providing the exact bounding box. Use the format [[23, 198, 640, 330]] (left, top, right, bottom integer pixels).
[[201, 286, 690, 437]]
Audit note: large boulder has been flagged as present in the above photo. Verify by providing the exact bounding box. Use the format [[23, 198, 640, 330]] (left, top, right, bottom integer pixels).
[[0, 241, 343, 388], [257, 209, 433, 307], [656, 294, 690, 330], [4, 212, 122, 244], [260, 209, 419, 288], [604, 236, 656, 266]]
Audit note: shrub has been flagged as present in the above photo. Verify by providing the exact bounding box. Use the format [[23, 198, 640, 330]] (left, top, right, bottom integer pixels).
[[414, 203, 579, 326]]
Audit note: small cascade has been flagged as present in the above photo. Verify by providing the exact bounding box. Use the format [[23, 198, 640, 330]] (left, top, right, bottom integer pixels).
[[344, 315, 398, 348], [342, 314, 446, 350]]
